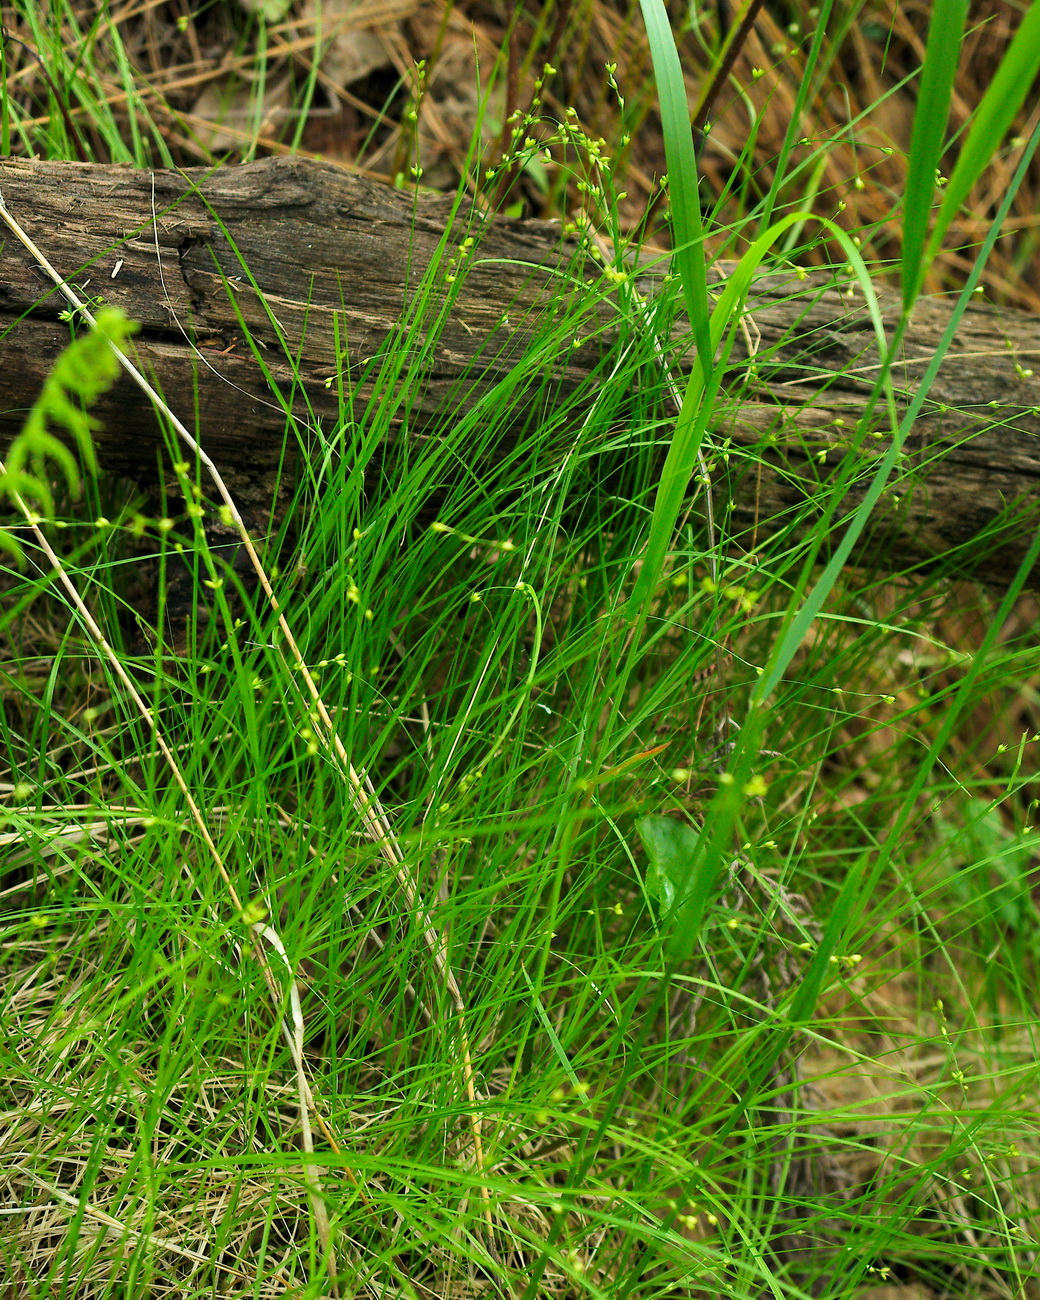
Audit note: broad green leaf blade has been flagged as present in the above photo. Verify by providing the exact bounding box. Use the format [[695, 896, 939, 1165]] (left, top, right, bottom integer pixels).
[[900, 0, 967, 313], [638, 0, 712, 374], [636, 813, 699, 917], [635, 814, 708, 956], [926, 0, 1040, 275]]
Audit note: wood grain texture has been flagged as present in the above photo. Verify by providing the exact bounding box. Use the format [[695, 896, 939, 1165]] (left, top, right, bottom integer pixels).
[[2, 154, 1039, 588]]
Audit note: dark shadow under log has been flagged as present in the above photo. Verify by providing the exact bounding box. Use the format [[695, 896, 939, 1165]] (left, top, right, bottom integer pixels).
[[2, 154, 1039, 591]]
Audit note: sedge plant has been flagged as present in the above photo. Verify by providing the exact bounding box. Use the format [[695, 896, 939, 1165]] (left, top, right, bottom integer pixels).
[[3, 2, 1040, 1298]]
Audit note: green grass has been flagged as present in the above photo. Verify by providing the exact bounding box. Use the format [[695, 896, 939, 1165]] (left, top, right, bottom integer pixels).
[[3, 1, 1040, 1297]]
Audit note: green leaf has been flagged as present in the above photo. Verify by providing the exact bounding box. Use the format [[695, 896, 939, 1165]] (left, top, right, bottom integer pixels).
[[638, 0, 712, 375], [924, 1, 1040, 295], [635, 814, 702, 951], [0, 306, 139, 561], [629, 211, 890, 615], [900, 0, 967, 313]]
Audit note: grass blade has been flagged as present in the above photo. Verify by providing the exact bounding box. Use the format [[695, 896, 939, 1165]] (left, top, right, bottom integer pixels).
[[638, 0, 712, 372], [629, 211, 890, 614], [927, 0, 1040, 270], [900, 0, 967, 313]]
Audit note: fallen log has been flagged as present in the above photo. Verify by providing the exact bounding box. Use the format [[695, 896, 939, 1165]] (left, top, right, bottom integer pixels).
[[1, 154, 1039, 590]]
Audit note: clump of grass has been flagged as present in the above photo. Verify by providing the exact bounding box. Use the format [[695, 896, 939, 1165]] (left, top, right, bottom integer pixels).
[[4, 2, 1040, 1298]]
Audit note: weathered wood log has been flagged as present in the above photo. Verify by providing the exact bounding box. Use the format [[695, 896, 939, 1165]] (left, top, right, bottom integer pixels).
[[2, 154, 1039, 590]]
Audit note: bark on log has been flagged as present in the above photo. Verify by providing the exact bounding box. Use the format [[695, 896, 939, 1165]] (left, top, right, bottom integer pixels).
[[2, 154, 1039, 590]]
